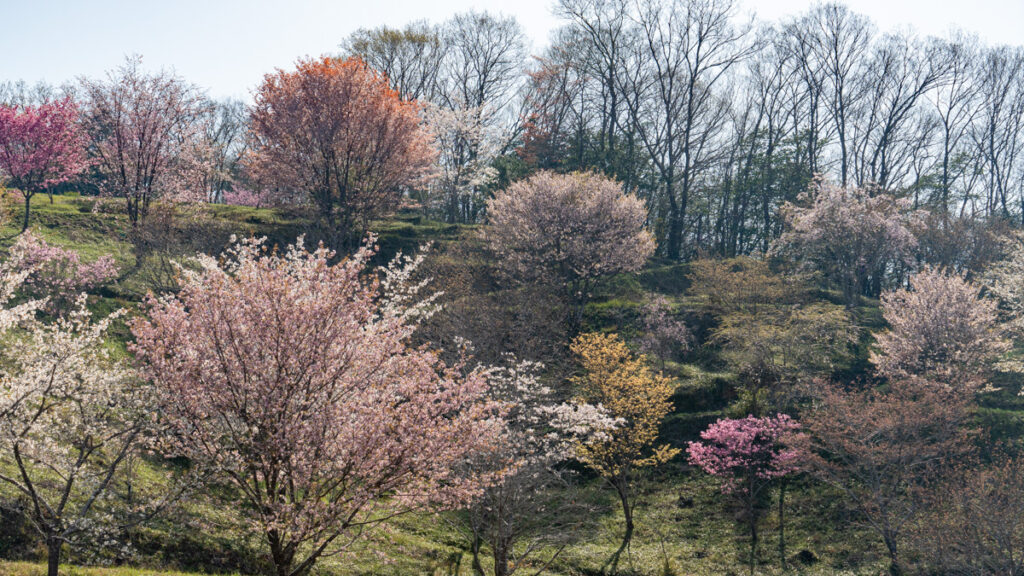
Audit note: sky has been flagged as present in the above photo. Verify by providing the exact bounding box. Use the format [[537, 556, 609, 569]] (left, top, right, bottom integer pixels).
[[1, 0, 1021, 102]]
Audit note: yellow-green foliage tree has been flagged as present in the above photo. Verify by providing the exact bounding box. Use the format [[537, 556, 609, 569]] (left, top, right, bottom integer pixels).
[[689, 257, 857, 414], [570, 332, 679, 567]]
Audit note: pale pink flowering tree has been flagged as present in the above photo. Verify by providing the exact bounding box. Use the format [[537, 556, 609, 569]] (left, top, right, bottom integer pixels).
[[130, 236, 503, 576], [7, 231, 119, 314], [771, 179, 921, 304], [872, 266, 1008, 388], [636, 295, 692, 370], [688, 414, 806, 575], [0, 96, 90, 231], [80, 56, 208, 227], [483, 170, 656, 330], [222, 187, 266, 208]]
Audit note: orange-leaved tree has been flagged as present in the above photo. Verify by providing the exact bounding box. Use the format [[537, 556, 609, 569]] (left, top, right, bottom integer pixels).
[[248, 56, 435, 244], [570, 332, 679, 571]]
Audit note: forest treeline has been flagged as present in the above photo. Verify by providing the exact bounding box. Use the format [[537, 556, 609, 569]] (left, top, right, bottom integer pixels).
[[4, 0, 1023, 261]]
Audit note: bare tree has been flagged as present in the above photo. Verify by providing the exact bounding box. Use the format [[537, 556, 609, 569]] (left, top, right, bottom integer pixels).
[[342, 21, 448, 102], [629, 0, 754, 259]]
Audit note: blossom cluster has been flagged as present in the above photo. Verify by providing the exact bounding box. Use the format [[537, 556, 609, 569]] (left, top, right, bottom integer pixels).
[[7, 231, 118, 313], [687, 414, 805, 494]]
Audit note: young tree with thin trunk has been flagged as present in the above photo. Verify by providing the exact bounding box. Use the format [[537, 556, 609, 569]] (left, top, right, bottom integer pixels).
[[0, 96, 89, 231], [688, 414, 806, 575], [570, 332, 678, 573], [131, 236, 502, 576], [80, 56, 207, 228]]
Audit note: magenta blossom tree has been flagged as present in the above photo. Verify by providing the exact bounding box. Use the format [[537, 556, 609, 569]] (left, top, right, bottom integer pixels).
[[688, 414, 806, 574], [0, 96, 89, 231], [131, 235, 503, 576]]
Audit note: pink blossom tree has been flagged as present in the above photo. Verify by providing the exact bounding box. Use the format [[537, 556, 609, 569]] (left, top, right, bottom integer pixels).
[[871, 266, 1008, 388], [80, 56, 207, 227], [636, 295, 692, 370], [483, 171, 656, 330], [0, 96, 89, 231], [7, 231, 119, 314], [688, 414, 806, 575], [130, 236, 502, 576], [771, 179, 921, 304]]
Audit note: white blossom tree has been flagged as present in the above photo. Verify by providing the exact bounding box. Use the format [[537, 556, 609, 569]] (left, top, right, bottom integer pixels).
[[0, 262, 151, 576], [464, 357, 618, 576]]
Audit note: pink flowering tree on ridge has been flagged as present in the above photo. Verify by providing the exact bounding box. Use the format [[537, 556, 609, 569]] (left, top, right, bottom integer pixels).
[[0, 96, 89, 231], [131, 235, 504, 576], [688, 414, 806, 575], [8, 231, 119, 314]]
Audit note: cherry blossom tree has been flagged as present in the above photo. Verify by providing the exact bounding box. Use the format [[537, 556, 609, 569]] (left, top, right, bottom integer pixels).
[[80, 56, 207, 227], [871, 266, 1008, 388], [771, 179, 921, 304], [247, 56, 436, 245], [688, 415, 806, 575], [636, 295, 692, 370], [484, 171, 655, 330], [0, 96, 89, 231], [423, 102, 499, 223], [7, 231, 118, 315], [0, 262, 150, 576], [464, 357, 618, 576], [130, 236, 502, 576]]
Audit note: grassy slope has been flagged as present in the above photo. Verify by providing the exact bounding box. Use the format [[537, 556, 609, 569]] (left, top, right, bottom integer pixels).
[[0, 193, 978, 576]]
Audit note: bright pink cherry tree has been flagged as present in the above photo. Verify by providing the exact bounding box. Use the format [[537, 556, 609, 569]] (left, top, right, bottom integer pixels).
[[130, 236, 502, 576], [0, 97, 89, 231], [688, 414, 806, 574]]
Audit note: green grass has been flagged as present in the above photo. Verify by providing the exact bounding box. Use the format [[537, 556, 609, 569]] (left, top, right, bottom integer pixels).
[[0, 561, 238, 576]]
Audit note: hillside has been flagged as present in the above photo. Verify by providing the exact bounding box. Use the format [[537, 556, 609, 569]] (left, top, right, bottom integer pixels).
[[7, 193, 1010, 576]]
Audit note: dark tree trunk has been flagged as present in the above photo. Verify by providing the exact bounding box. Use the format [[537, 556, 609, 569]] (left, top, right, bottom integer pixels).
[[46, 536, 61, 576], [493, 536, 512, 576], [778, 481, 787, 571], [471, 533, 485, 576], [22, 193, 31, 232], [603, 478, 634, 575]]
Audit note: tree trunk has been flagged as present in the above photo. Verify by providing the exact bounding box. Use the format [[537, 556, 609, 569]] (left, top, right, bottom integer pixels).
[[666, 210, 684, 261], [46, 536, 61, 576], [267, 531, 294, 576], [493, 536, 511, 576], [603, 478, 634, 575], [749, 508, 758, 576], [471, 533, 485, 576], [778, 481, 787, 571], [22, 193, 31, 232], [884, 534, 901, 576]]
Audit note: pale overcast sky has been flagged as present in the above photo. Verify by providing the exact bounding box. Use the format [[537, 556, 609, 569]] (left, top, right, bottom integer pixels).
[[1, 0, 1021, 101]]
